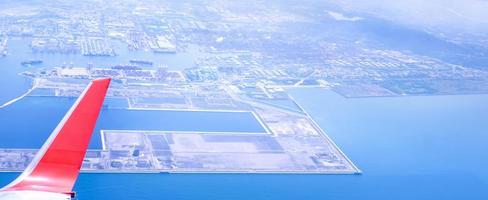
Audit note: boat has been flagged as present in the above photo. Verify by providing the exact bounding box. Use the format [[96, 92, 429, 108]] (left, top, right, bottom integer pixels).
[[129, 59, 153, 65], [112, 64, 142, 70], [21, 60, 43, 66]]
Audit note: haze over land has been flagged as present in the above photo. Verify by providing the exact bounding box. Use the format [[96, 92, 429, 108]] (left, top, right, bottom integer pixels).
[[328, 0, 488, 46]]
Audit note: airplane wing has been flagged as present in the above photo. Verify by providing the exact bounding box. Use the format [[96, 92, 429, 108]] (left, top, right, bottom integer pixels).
[[0, 78, 111, 199]]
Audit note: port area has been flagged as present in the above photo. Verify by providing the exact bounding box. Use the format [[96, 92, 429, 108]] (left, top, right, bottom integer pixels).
[[0, 127, 358, 174], [0, 93, 360, 174], [0, 70, 361, 174]]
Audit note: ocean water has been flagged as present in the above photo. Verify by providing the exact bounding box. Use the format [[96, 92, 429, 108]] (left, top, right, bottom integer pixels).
[[1, 88, 487, 199], [0, 39, 32, 105], [289, 89, 488, 199]]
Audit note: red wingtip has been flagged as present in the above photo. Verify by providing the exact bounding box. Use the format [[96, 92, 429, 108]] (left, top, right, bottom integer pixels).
[[1, 78, 111, 194], [94, 77, 111, 82]]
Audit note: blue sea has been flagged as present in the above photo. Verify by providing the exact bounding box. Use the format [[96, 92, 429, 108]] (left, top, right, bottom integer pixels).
[[1, 38, 488, 199]]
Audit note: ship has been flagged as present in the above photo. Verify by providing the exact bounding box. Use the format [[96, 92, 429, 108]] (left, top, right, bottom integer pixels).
[[112, 64, 142, 70], [129, 59, 153, 65], [21, 60, 43, 66]]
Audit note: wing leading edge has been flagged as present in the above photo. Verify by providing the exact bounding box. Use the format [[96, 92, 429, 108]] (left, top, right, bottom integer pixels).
[[0, 78, 111, 196]]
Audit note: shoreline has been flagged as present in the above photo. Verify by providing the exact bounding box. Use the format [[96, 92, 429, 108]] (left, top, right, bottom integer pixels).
[[0, 77, 37, 109]]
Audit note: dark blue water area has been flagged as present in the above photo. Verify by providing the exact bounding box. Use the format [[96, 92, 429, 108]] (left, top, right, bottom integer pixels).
[[0, 96, 266, 149], [104, 97, 129, 108], [289, 88, 488, 199], [0, 39, 33, 105]]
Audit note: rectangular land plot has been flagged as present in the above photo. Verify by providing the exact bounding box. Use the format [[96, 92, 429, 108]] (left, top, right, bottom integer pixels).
[[98, 129, 359, 174]]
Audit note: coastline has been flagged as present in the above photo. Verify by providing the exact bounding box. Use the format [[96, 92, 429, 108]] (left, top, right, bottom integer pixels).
[[0, 76, 36, 109]]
